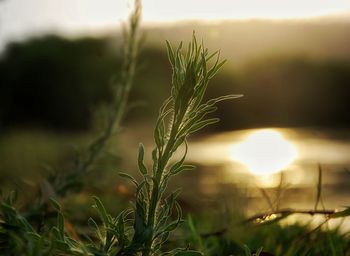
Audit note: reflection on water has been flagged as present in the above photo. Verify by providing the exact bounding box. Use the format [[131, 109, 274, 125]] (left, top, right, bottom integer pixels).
[[230, 129, 297, 176], [188, 127, 350, 187], [186, 127, 350, 230]]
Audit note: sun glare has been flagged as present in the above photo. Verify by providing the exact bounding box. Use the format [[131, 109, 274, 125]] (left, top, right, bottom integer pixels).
[[230, 129, 297, 176], [142, 0, 350, 22]]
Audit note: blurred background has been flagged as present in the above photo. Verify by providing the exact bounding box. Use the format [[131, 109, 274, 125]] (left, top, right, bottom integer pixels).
[[1, 0, 350, 233]]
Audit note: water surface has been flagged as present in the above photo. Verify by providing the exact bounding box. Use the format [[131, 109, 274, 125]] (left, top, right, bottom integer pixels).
[[185, 127, 350, 230]]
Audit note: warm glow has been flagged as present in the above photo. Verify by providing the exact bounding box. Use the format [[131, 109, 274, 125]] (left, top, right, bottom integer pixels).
[[231, 129, 297, 175], [142, 0, 350, 22], [1, 0, 350, 50]]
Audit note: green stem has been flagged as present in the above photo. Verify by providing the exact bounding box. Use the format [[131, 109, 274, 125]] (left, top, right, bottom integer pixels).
[[143, 109, 185, 256], [77, 5, 139, 176]]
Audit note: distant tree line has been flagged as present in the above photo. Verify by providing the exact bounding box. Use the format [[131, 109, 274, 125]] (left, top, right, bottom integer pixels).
[[1, 35, 350, 132], [0, 36, 119, 131], [215, 56, 350, 130]]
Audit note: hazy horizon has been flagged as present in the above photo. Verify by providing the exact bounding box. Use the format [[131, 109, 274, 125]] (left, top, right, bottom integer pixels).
[[1, 0, 350, 51], [1, 13, 350, 53]]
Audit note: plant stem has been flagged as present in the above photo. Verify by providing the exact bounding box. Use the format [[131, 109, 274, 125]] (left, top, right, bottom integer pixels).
[[77, 0, 141, 176], [133, 34, 238, 255], [144, 124, 181, 256]]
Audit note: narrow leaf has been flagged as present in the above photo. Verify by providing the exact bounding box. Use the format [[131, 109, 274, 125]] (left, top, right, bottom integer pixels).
[[166, 40, 175, 66], [119, 172, 138, 187], [206, 94, 243, 106], [174, 251, 203, 256], [138, 143, 148, 175], [188, 118, 219, 134], [171, 165, 195, 176], [50, 198, 61, 212], [169, 141, 188, 174], [330, 207, 350, 218], [92, 196, 109, 226], [57, 212, 65, 238]]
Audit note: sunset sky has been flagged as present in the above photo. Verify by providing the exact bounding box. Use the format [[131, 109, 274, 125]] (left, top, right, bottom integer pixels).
[[1, 0, 350, 49]]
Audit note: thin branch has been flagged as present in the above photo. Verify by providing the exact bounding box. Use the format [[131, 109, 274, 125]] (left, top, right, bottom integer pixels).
[[274, 171, 285, 210], [244, 208, 336, 224], [259, 187, 275, 212], [314, 163, 323, 211]]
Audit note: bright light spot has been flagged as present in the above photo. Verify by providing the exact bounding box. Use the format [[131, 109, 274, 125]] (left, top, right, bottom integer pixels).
[[254, 213, 278, 224], [231, 129, 297, 175]]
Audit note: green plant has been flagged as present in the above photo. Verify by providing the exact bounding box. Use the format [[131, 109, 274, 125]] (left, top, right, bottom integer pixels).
[[0, 1, 241, 254], [85, 33, 240, 256], [115, 34, 240, 256], [1, 0, 142, 254], [0, 28, 238, 256], [20, 0, 142, 222]]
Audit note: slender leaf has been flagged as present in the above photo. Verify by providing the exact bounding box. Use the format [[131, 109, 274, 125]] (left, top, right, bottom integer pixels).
[[119, 172, 138, 187], [138, 143, 148, 175]]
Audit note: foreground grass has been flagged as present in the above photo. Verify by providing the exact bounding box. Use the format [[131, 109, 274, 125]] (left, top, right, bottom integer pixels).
[[1, 128, 350, 255], [180, 215, 350, 255]]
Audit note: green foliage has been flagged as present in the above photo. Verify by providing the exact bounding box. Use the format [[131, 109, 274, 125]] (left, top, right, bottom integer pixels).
[[114, 33, 240, 256], [0, 193, 87, 255], [0, 1, 240, 254], [1, 0, 142, 254], [17, 0, 142, 224], [240, 222, 350, 256]]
